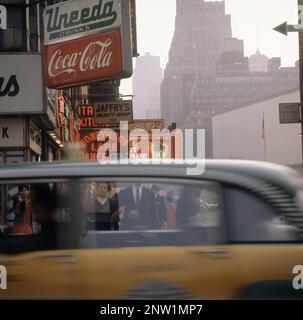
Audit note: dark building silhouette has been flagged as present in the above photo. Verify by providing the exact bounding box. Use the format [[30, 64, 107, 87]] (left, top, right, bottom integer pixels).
[[161, 0, 299, 158]]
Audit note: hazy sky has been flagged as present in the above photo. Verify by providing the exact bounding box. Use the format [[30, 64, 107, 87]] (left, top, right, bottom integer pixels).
[[120, 0, 299, 94]]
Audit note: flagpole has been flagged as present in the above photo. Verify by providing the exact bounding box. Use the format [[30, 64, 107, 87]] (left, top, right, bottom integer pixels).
[[262, 112, 267, 161]]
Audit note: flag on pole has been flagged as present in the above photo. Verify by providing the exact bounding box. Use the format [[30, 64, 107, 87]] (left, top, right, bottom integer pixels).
[[261, 112, 265, 140]]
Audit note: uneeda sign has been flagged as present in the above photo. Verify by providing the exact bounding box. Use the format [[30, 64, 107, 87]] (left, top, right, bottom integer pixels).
[[0, 265, 7, 290], [0, 5, 7, 30], [44, 0, 122, 45]]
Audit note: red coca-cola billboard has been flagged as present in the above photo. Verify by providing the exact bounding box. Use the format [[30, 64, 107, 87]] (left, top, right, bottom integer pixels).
[[43, 0, 134, 88], [45, 30, 125, 88]]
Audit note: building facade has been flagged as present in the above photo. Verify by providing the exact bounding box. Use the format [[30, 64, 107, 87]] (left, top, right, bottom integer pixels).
[[0, 0, 76, 163], [212, 90, 301, 166]]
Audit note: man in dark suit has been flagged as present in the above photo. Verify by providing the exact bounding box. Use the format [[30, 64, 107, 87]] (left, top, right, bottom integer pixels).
[[117, 183, 158, 230], [151, 184, 167, 229]]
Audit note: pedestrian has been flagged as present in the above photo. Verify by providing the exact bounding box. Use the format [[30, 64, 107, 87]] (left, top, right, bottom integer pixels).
[[86, 182, 119, 231], [11, 185, 33, 235]]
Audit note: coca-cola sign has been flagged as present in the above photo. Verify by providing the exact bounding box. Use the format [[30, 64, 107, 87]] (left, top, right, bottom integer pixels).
[[45, 30, 128, 88]]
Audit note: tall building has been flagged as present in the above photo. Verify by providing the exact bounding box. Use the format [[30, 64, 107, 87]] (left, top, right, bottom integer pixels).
[[161, 0, 299, 158], [132, 52, 162, 119], [249, 50, 269, 73], [161, 0, 240, 124]]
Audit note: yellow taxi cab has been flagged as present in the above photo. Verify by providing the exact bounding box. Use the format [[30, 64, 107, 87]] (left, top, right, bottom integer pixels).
[[0, 160, 303, 299]]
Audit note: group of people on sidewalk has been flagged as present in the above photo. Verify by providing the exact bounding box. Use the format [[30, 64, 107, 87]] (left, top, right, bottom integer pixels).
[[1, 181, 213, 236], [82, 182, 178, 231]]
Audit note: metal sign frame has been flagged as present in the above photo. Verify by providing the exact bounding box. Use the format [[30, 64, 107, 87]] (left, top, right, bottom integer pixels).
[[279, 103, 301, 124]]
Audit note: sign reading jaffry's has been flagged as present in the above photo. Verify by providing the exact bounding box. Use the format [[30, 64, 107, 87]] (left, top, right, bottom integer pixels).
[[43, 0, 133, 88], [45, 31, 123, 88], [94, 100, 133, 124]]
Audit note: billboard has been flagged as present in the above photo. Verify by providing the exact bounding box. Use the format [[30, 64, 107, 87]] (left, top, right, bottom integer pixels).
[[45, 31, 124, 88], [44, 0, 122, 45], [0, 54, 45, 114], [44, 0, 133, 88], [94, 100, 133, 124]]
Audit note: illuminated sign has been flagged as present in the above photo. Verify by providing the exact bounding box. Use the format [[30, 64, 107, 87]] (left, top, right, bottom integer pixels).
[[0, 5, 7, 30], [78, 129, 128, 160]]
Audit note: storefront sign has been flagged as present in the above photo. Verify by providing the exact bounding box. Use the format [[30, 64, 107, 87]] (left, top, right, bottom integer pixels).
[[129, 119, 165, 132], [44, 0, 121, 45], [0, 54, 45, 114], [45, 31, 124, 88], [78, 129, 128, 160], [0, 118, 25, 148], [94, 100, 133, 124], [0, 75, 19, 97], [78, 104, 120, 129], [0, 5, 7, 30]]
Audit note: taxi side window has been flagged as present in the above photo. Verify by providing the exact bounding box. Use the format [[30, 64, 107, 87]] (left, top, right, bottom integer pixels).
[[225, 187, 301, 243], [80, 180, 225, 247]]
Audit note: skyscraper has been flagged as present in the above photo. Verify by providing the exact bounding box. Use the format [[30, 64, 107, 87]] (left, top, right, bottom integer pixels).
[[132, 53, 162, 119], [161, 0, 299, 158], [161, 0, 239, 125]]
